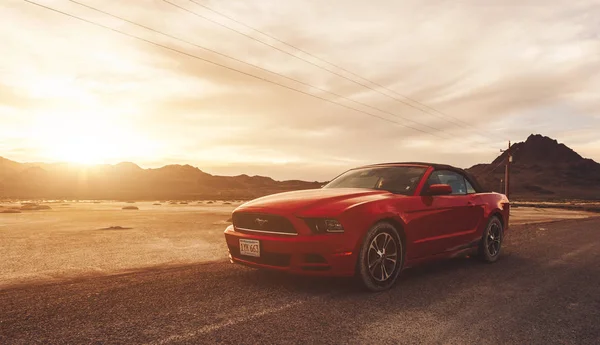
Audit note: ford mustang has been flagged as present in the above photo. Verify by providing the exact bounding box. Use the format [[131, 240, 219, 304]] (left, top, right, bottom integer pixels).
[[224, 162, 509, 291]]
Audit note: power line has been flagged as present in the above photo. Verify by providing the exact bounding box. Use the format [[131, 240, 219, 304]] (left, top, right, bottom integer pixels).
[[24, 0, 503, 151], [186, 0, 487, 132], [65, 0, 461, 142], [22, 0, 450, 139], [173, 0, 502, 143], [162, 0, 491, 140], [479, 157, 506, 177]]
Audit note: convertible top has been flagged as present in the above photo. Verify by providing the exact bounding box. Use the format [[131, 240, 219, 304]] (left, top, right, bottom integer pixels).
[[361, 162, 489, 193]]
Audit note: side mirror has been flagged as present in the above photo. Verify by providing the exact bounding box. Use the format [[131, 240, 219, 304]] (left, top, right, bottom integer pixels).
[[426, 184, 453, 196]]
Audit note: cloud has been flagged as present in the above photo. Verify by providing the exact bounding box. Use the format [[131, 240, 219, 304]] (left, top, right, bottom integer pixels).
[[1, 0, 599, 179]]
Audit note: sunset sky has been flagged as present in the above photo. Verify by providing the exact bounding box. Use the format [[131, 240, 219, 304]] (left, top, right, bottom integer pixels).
[[1, 0, 599, 180]]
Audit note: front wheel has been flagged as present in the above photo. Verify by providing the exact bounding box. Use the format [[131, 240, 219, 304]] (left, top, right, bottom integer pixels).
[[356, 222, 404, 292], [479, 216, 503, 262]]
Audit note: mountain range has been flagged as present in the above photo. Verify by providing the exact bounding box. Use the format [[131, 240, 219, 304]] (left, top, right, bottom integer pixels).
[[0, 159, 321, 200], [467, 134, 600, 200], [1, 134, 599, 200]]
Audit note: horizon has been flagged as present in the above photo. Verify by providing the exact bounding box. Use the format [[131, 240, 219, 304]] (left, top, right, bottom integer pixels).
[[2, 132, 597, 182], [2, 0, 600, 181]]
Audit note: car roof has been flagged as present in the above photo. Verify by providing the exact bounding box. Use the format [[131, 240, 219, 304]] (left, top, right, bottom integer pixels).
[[359, 162, 458, 170], [356, 162, 488, 192]]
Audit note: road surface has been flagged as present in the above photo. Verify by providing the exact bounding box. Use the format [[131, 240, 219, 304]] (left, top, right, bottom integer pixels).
[[1, 217, 599, 344]]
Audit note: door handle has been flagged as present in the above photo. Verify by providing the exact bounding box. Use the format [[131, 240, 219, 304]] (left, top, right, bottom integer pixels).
[[467, 201, 475, 207]]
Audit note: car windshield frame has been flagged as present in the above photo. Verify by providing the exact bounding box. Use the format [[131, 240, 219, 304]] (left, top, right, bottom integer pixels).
[[323, 166, 428, 195]]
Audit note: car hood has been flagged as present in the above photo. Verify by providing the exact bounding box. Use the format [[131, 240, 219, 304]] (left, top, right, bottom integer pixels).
[[236, 188, 397, 216]]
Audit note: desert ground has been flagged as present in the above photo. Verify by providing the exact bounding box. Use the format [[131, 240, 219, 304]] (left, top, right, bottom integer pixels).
[[0, 200, 596, 288], [1, 202, 599, 344], [0, 200, 239, 287]]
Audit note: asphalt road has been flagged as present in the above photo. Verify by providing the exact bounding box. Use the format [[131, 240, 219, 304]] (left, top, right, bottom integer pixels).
[[1, 217, 599, 345]]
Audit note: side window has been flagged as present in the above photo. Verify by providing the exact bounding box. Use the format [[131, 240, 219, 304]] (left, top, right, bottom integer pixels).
[[465, 179, 476, 194], [426, 170, 467, 195]]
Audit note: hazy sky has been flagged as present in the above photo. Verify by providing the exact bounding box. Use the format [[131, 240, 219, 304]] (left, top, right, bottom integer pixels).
[[1, 0, 599, 180]]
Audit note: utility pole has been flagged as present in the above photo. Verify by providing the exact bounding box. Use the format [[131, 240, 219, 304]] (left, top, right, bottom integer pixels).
[[505, 141, 511, 198], [499, 141, 512, 198]]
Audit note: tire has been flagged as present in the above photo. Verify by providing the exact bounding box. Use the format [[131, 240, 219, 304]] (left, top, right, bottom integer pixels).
[[356, 222, 404, 292], [478, 216, 503, 262]]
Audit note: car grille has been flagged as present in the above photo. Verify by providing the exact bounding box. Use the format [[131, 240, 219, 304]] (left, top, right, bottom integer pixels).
[[232, 213, 297, 235], [229, 246, 291, 267]]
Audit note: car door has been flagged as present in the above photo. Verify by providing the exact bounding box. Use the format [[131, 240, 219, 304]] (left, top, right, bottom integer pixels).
[[408, 170, 478, 258], [463, 177, 486, 234]]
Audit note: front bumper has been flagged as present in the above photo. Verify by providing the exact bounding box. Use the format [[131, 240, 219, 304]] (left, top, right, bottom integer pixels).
[[224, 225, 357, 276]]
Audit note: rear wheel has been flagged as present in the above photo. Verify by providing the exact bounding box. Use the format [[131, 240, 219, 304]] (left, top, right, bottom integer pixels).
[[479, 216, 503, 262], [356, 222, 403, 292]]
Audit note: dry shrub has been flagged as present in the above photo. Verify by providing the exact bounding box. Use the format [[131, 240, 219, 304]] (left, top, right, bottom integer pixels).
[[1, 209, 22, 214], [21, 204, 52, 211], [98, 226, 132, 230], [122, 206, 139, 210]]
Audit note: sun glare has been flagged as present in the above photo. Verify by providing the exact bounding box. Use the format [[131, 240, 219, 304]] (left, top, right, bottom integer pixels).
[[49, 135, 119, 165], [31, 109, 155, 165]]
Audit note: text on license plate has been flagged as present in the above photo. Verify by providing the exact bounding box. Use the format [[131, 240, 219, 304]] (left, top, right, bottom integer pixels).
[[239, 239, 260, 257]]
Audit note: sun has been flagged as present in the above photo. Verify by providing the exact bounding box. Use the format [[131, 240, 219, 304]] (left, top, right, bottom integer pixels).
[[32, 109, 151, 165], [49, 135, 119, 165]]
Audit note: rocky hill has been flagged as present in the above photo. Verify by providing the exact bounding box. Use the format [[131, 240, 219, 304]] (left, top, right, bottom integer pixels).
[[0, 158, 322, 200], [468, 134, 600, 200]]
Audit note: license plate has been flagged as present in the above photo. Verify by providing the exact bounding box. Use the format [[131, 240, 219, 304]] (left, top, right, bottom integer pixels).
[[239, 239, 260, 257]]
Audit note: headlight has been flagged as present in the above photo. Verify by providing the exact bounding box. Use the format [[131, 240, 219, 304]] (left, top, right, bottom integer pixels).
[[305, 219, 344, 233]]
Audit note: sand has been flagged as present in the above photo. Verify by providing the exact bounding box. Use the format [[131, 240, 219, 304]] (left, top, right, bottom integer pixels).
[[0, 201, 238, 287], [509, 207, 597, 225], [0, 202, 596, 287]]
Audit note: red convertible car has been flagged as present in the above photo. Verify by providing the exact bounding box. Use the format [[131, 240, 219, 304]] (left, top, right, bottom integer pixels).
[[224, 162, 509, 291]]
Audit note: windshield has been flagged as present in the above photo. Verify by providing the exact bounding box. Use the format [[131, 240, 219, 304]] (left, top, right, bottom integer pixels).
[[324, 166, 427, 195]]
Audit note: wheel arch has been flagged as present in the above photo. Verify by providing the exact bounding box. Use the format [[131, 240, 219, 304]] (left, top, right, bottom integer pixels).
[[489, 210, 505, 229], [351, 215, 408, 263], [376, 217, 407, 250]]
